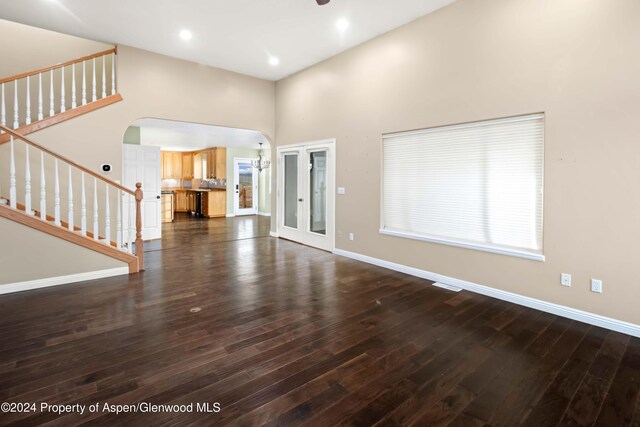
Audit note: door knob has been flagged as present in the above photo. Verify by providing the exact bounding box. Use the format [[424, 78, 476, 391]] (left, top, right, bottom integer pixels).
[[156, 195, 160, 199], [298, 198, 304, 202]]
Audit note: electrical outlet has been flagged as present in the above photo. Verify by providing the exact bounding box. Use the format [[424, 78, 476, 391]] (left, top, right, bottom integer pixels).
[[591, 279, 603, 293], [349, 233, 354, 241], [337, 187, 346, 195], [561, 273, 572, 287], [337, 230, 342, 239]]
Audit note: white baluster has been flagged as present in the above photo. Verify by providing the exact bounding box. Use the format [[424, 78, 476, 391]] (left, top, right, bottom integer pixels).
[[38, 73, 43, 121], [105, 184, 110, 245], [128, 194, 133, 254], [49, 70, 55, 117], [93, 177, 99, 240], [92, 58, 97, 102], [40, 151, 46, 220], [81, 172, 87, 235], [71, 64, 77, 109], [60, 67, 66, 113], [82, 61, 87, 106], [117, 191, 122, 249], [9, 137, 16, 209], [13, 80, 19, 129], [111, 53, 116, 95], [25, 76, 31, 125], [25, 144, 32, 214], [67, 165, 74, 230], [1, 83, 5, 131], [54, 159, 61, 226], [101, 56, 107, 99]]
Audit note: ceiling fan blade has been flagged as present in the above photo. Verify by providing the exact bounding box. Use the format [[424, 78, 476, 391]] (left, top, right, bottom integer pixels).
[[316, 0, 330, 5]]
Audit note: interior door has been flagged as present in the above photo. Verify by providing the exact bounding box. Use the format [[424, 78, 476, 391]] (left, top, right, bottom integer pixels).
[[123, 144, 162, 240], [234, 158, 258, 216], [278, 140, 335, 251]]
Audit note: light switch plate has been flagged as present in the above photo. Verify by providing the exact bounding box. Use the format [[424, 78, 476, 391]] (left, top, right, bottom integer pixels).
[[591, 279, 603, 293], [337, 187, 346, 195]]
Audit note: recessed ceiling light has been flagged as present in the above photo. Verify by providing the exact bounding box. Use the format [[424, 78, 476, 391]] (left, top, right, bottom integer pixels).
[[269, 57, 280, 66], [336, 18, 349, 32], [179, 30, 193, 41]]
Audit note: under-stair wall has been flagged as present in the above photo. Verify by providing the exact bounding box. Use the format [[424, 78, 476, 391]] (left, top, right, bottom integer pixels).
[[0, 216, 129, 293]]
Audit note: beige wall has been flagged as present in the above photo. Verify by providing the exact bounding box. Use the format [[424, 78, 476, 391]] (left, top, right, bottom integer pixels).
[[0, 216, 127, 285], [275, 0, 640, 324], [0, 20, 112, 76]]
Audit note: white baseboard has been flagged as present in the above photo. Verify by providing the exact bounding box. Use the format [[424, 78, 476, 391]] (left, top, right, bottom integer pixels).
[[258, 212, 271, 217], [333, 248, 640, 338], [226, 214, 236, 218], [270, 231, 279, 238], [0, 267, 129, 296]]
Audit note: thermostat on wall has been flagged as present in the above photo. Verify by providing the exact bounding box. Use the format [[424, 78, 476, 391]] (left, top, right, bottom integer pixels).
[[101, 164, 113, 174]]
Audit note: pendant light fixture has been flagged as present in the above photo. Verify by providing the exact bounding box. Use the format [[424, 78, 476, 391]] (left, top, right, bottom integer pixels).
[[251, 142, 270, 172]]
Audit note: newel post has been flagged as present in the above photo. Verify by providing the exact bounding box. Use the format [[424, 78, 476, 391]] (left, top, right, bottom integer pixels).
[[135, 182, 144, 271]]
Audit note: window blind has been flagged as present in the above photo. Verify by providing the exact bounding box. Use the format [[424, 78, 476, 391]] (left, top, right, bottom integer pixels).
[[381, 114, 544, 260]]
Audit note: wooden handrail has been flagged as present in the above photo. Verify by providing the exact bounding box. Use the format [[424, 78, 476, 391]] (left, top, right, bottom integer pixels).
[[0, 124, 134, 195], [0, 48, 117, 85]]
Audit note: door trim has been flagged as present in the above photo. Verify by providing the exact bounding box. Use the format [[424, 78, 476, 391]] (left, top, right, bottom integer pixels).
[[277, 139, 336, 252]]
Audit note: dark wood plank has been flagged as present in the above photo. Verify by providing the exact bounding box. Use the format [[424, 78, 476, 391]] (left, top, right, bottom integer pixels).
[[0, 215, 638, 426]]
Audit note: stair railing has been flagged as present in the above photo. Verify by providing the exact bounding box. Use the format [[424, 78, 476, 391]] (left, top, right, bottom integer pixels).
[[0, 48, 118, 134], [0, 124, 144, 270]]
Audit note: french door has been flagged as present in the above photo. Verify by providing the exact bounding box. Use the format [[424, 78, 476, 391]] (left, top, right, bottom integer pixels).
[[278, 140, 335, 251]]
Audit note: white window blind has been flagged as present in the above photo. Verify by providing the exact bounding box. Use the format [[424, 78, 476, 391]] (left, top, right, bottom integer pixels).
[[381, 114, 544, 261]]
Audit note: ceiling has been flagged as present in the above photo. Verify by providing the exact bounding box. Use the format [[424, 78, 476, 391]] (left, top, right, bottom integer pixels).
[[133, 118, 269, 152], [0, 0, 455, 80]]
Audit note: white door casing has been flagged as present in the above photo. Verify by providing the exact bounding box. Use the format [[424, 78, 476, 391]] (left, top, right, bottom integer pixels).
[[122, 144, 162, 240], [277, 139, 335, 252]]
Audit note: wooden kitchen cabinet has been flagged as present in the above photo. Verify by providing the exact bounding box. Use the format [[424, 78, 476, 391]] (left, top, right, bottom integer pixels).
[[187, 191, 196, 213], [182, 152, 194, 180], [161, 152, 182, 179], [175, 190, 188, 212], [202, 190, 226, 218], [193, 152, 203, 180], [205, 149, 216, 179], [215, 147, 226, 179], [201, 148, 227, 179], [161, 194, 174, 223]]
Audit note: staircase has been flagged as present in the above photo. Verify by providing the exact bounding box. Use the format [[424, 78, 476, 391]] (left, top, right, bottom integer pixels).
[[0, 48, 122, 144], [0, 48, 144, 278]]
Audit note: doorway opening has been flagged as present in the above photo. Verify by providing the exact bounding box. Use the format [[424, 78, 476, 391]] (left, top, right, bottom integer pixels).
[[121, 118, 272, 249]]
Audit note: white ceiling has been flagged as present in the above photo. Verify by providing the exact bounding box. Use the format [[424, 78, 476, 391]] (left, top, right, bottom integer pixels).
[[0, 0, 455, 80], [133, 118, 269, 152]]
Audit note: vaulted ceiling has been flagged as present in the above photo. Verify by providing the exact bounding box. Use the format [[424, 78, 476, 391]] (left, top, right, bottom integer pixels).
[[0, 0, 456, 80]]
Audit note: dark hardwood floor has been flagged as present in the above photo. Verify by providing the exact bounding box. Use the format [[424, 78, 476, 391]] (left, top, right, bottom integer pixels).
[[1, 214, 639, 426]]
